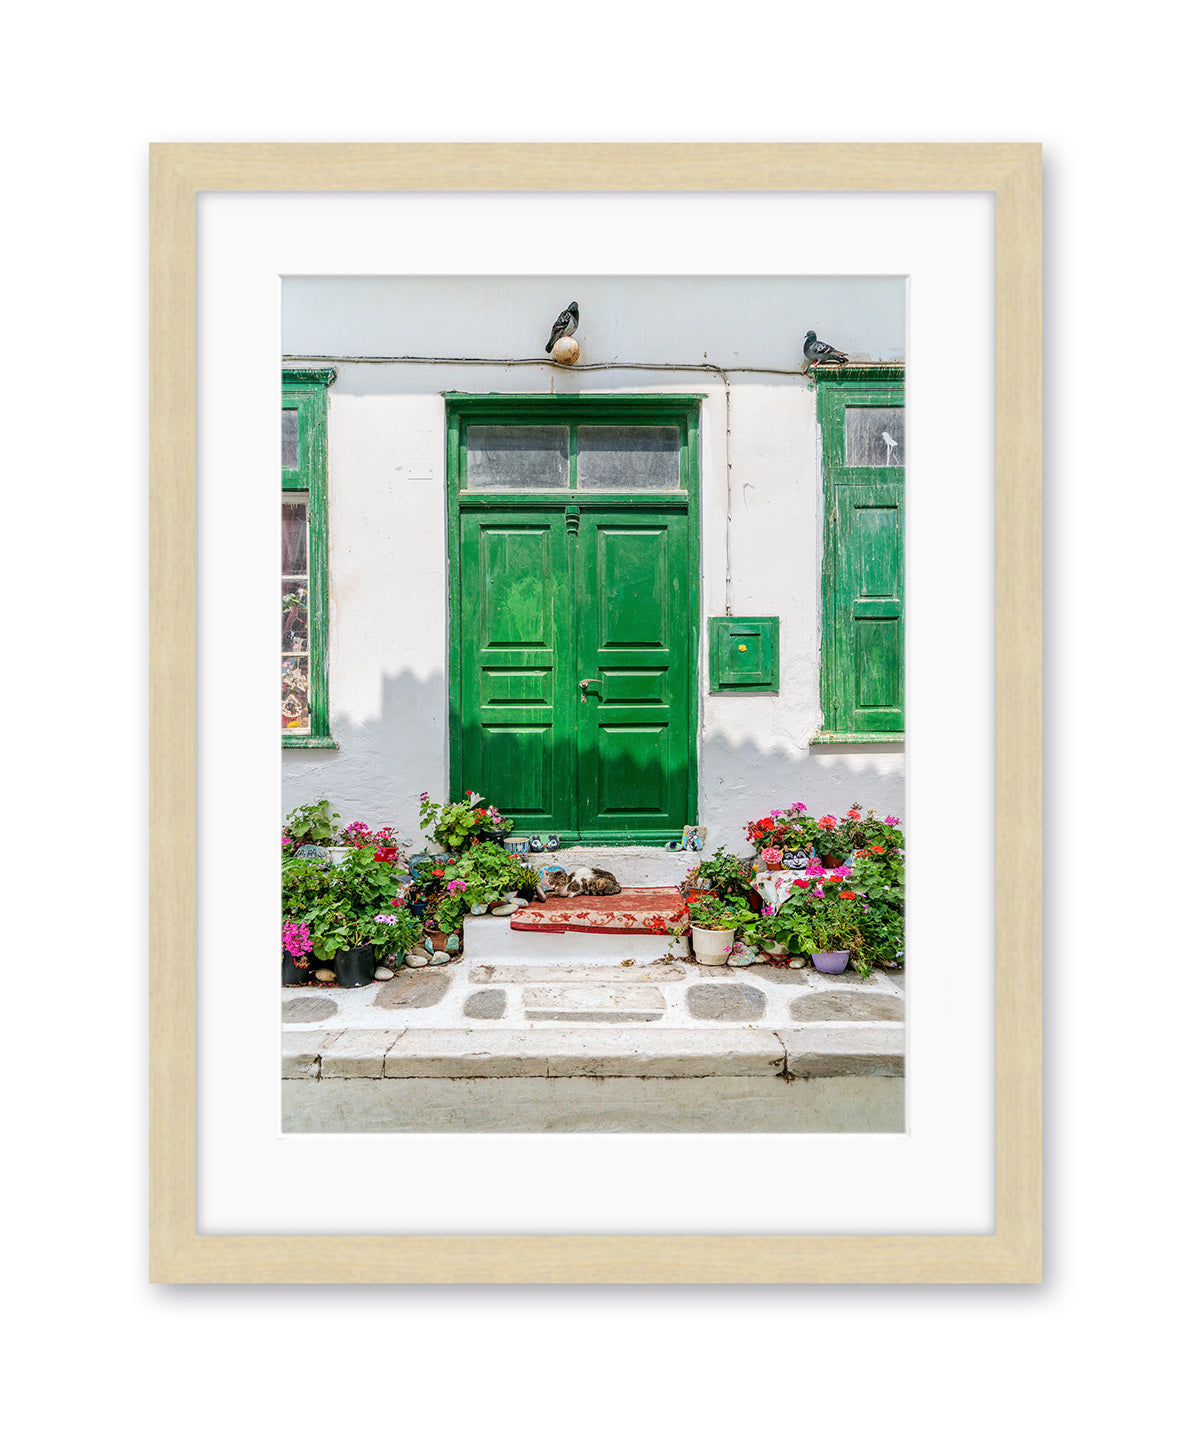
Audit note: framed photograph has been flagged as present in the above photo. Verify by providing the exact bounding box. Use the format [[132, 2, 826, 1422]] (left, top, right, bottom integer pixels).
[[150, 144, 1041, 1283]]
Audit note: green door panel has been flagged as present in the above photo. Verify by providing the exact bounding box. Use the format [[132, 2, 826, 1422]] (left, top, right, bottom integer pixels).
[[575, 512, 691, 836], [459, 513, 573, 830], [834, 482, 904, 732]]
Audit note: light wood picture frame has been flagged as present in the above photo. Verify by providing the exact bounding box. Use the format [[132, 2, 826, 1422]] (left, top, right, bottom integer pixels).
[[150, 143, 1041, 1284]]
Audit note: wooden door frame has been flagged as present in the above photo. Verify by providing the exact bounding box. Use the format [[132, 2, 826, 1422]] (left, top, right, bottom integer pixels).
[[444, 393, 701, 843]]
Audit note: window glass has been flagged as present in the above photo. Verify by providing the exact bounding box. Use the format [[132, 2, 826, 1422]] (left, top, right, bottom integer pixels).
[[282, 496, 310, 734], [844, 407, 904, 467], [466, 426, 569, 489], [576, 425, 680, 490], [282, 498, 308, 574], [282, 408, 300, 469]]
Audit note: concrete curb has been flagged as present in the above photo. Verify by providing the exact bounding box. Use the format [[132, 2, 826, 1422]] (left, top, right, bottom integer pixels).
[[283, 1024, 904, 1081]]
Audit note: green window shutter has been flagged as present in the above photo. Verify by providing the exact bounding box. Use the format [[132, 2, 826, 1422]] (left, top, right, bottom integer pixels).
[[282, 368, 336, 748], [831, 481, 904, 732], [815, 368, 904, 743]]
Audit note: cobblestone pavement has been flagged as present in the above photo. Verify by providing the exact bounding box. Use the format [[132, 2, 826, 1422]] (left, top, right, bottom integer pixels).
[[283, 958, 905, 1033]]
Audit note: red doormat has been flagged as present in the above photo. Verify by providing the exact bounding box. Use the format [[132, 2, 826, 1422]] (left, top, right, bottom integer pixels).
[[509, 887, 689, 935]]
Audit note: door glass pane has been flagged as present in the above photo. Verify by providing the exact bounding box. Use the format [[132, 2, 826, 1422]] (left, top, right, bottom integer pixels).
[[282, 408, 300, 469], [282, 498, 308, 574], [577, 426, 680, 490], [465, 426, 569, 489], [844, 407, 904, 467]]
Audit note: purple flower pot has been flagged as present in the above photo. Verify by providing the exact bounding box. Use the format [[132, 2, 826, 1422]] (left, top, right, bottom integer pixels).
[[811, 949, 850, 974]]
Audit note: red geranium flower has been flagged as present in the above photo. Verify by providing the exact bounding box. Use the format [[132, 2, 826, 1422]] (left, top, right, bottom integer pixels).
[[847, 809, 861, 820], [871, 844, 885, 853], [817, 815, 837, 831]]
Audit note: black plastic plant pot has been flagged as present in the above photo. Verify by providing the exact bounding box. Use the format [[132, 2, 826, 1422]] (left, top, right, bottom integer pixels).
[[333, 944, 377, 988], [281, 955, 311, 986]]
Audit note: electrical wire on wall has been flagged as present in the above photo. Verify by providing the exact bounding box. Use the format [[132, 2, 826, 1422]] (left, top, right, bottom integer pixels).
[[282, 353, 813, 618]]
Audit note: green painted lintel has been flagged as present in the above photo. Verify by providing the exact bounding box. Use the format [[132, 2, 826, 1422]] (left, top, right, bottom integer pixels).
[[283, 367, 337, 388], [811, 364, 905, 384], [282, 735, 339, 750]]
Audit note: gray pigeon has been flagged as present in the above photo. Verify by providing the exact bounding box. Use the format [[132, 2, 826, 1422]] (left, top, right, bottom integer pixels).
[[803, 330, 848, 366], [545, 301, 579, 353]]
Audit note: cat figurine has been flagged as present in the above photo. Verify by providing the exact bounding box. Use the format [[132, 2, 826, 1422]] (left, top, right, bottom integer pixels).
[[538, 865, 622, 899]]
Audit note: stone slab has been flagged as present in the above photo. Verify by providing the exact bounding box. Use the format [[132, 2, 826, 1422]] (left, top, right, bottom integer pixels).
[[282, 995, 340, 1023], [523, 984, 667, 1019], [788, 993, 905, 1022], [463, 988, 507, 1020], [372, 970, 453, 1010], [282, 1029, 342, 1078], [319, 1028, 407, 1078], [685, 983, 767, 1022], [470, 963, 686, 985]]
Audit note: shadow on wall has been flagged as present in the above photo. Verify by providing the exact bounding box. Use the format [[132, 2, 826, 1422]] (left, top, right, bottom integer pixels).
[[282, 669, 905, 851]]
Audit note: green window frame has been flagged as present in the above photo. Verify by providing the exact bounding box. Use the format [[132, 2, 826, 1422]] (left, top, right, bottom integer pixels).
[[282, 367, 337, 748], [814, 366, 905, 743]]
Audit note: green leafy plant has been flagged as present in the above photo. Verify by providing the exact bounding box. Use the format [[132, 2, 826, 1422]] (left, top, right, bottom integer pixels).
[[442, 842, 528, 909], [417, 789, 513, 852], [682, 846, 754, 900], [283, 798, 341, 849], [331, 845, 406, 916]]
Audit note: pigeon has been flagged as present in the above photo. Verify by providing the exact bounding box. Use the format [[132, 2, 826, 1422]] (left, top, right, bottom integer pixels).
[[545, 302, 579, 353], [803, 330, 848, 366]]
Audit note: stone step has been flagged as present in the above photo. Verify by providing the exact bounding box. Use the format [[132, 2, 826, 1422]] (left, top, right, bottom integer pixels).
[[526, 845, 699, 888], [463, 912, 673, 966]]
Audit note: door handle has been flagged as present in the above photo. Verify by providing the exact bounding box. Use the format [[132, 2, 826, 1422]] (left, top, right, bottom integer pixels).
[[579, 678, 599, 697]]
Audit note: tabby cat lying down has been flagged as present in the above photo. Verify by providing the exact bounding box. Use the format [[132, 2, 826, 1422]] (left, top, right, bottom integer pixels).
[[538, 866, 622, 898]]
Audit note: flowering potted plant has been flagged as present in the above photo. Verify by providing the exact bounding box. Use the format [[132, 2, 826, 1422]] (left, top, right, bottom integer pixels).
[[686, 894, 754, 965], [363, 909, 423, 971], [417, 790, 513, 854], [767, 870, 866, 974], [281, 921, 314, 985], [745, 802, 819, 857], [422, 884, 469, 958]]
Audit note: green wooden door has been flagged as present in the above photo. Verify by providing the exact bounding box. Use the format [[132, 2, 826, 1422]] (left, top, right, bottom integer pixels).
[[458, 505, 694, 842], [831, 481, 904, 733]]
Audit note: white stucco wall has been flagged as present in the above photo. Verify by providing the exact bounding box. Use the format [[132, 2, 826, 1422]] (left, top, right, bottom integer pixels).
[[282, 277, 905, 850]]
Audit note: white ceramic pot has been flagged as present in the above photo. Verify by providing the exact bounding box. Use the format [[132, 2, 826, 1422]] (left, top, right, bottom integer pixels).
[[690, 926, 735, 965]]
